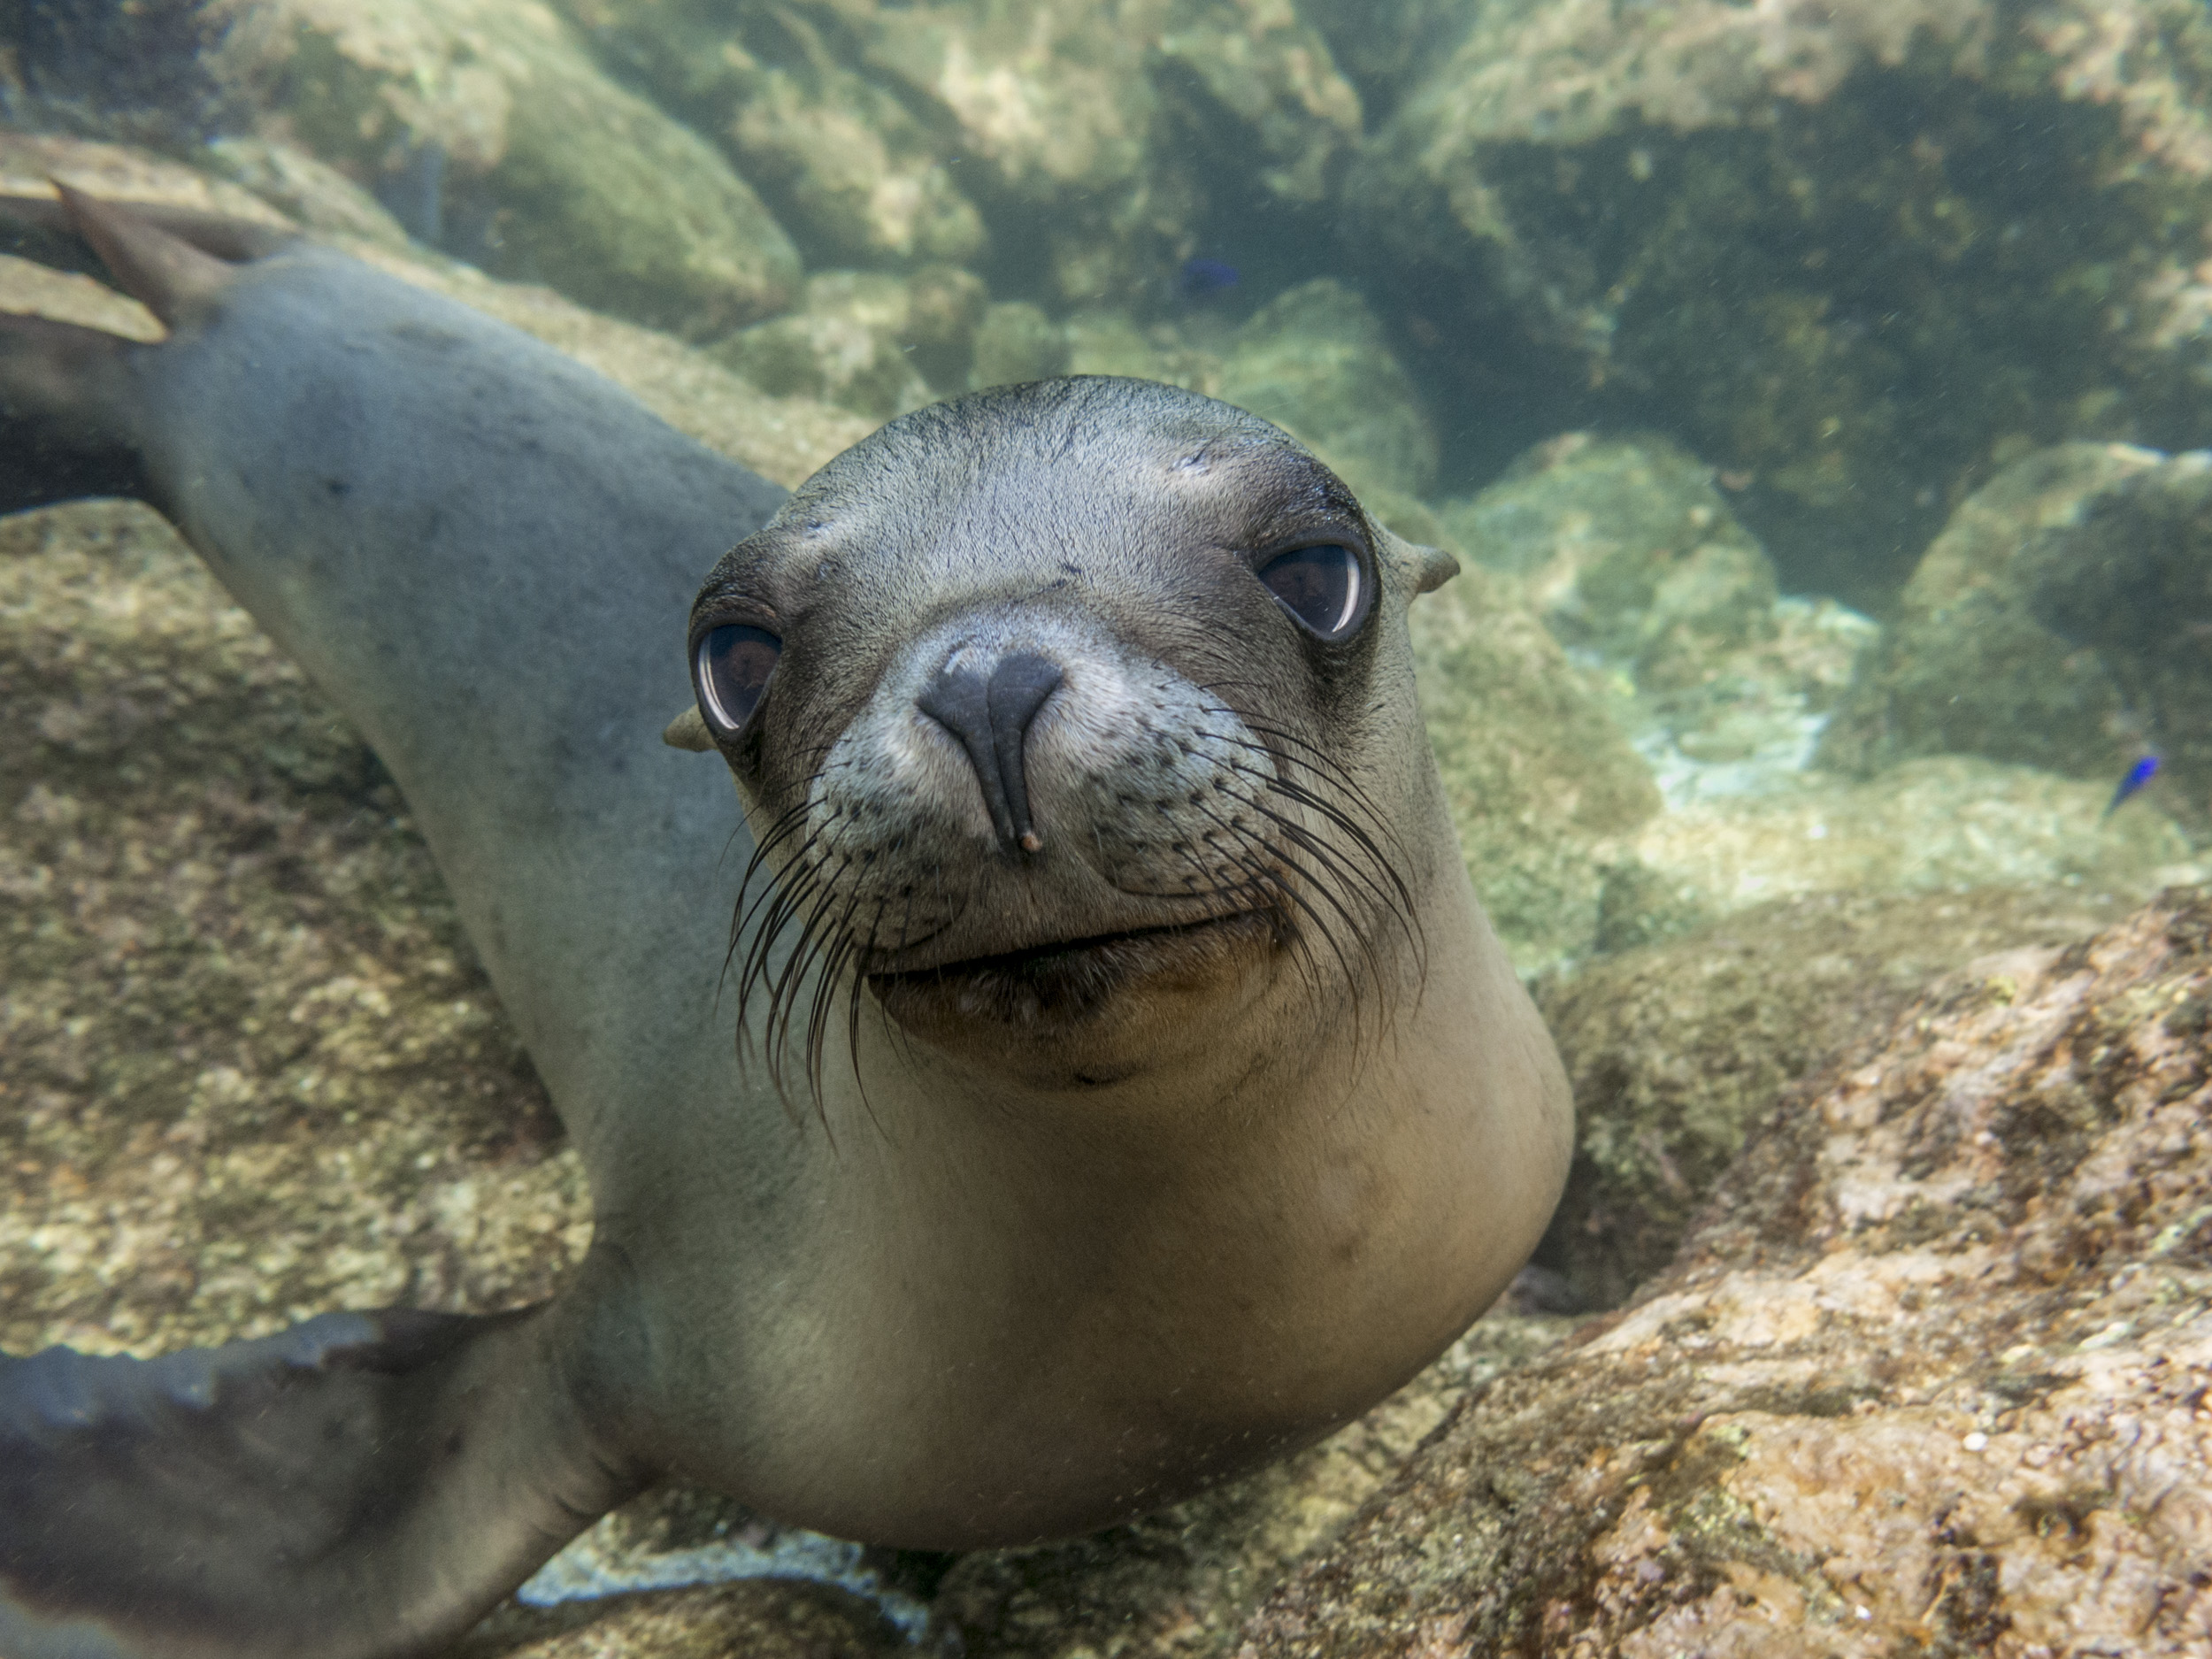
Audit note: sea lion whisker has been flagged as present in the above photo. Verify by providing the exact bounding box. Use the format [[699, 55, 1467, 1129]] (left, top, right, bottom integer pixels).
[[1192, 713, 1412, 899], [1222, 716, 1411, 868], [1208, 829, 1361, 1040], [1184, 795, 1370, 1012], [1254, 774, 1424, 969], [1210, 759, 1416, 964], [1231, 775, 1409, 930], [803, 883, 882, 1119], [722, 800, 818, 998], [759, 849, 866, 1108]]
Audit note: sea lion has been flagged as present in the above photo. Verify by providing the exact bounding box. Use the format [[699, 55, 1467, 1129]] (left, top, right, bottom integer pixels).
[[0, 191, 1572, 1659]]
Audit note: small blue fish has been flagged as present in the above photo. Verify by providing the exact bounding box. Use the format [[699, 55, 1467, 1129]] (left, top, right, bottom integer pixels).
[[1177, 257, 1240, 299], [2104, 755, 2161, 820]]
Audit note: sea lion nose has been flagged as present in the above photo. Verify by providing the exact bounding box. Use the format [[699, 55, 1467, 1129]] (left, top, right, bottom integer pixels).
[[917, 649, 1064, 855]]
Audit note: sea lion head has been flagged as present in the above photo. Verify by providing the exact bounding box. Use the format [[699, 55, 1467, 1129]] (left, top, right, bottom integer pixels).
[[686, 376, 1459, 1094]]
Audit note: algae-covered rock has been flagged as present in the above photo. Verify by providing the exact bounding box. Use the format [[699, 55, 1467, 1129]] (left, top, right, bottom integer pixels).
[[1235, 890, 2212, 1657], [554, 0, 988, 271], [0, 501, 591, 1359], [1535, 885, 2139, 1313], [2004, 448, 2212, 828], [1064, 308, 1225, 396], [1217, 277, 1437, 502], [214, 0, 799, 335], [970, 300, 1071, 389], [1411, 565, 1662, 973], [1817, 442, 2158, 786], [1440, 431, 1777, 685], [1149, 0, 1363, 207], [1347, 0, 2212, 604], [712, 266, 988, 419], [1627, 756, 2202, 936]]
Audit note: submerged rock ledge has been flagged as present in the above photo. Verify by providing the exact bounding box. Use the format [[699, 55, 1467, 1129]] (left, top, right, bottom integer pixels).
[[1236, 890, 2212, 1657]]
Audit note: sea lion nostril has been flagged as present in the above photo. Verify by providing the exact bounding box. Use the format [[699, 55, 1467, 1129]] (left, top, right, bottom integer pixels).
[[916, 650, 1064, 854]]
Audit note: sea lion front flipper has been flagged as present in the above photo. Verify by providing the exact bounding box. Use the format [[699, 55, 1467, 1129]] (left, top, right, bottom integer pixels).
[[0, 1302, 643, 1659]]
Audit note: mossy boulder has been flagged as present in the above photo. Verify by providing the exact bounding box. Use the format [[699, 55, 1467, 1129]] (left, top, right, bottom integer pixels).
[[1411, 565, 1662, 974], [712, 266, 989, 419], [554, 0, 988, 271], [1440, 431, 1777, 688], [214, 0, 800, 336], [1817, 442, 2162, 788], [1217, 278, 1438, 501], [969, 300, 1071, 389], [1346, 0, 2212, 606], [554, 0, 1362, 307], [1534, 884, 2141, 1312]]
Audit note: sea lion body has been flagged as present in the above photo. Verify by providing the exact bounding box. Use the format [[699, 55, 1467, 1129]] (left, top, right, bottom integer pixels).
[[0, 199, 1571, 1656]]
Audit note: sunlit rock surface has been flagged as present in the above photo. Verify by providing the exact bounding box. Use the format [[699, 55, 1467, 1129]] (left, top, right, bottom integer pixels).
[[710, 266, 989, 420], [1409, 565, 1662, 975], [1629, 756, 2201, 928], [1217, 277, 1438, 502], [1534, 886, 2145, 1314], [210, 0, 800, 334], [1237, 890, 2212, 1657]]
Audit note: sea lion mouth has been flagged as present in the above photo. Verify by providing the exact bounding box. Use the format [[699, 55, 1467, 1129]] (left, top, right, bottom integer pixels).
[[866, 910, 1281, 1032]]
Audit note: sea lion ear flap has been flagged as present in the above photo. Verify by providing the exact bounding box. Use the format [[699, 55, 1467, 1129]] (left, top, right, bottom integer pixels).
[[1373, 522, 1460, 596], [664, 706, 717, 751], [1411, 542, 1460, 595]]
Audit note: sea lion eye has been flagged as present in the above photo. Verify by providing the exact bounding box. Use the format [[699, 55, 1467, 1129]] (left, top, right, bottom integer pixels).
[[695, 623, 781, 733], [1256, 544, 1367, 641]]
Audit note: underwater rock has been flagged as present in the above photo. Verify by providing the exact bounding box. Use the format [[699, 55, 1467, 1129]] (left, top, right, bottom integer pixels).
[[1438, 429, 1876, 814], [552, 0, 988, 272], [710, 267, 988, 420], [1148, 0, 1363, 208], [1347, 0, 2212, 606], [2011, 453, 2212, 822], [1535, 885, 2142, 1314], [463, 1577, 908, 1658], [198, 134, 419, 248], [1234, 888, 2212, 1657], [0, 499, 592, 1360], [1217, 277, 1438, 502], [970, 300, 1071, 389], [1440, 431, 1778, 689], [211, 0, 800, 336], [1627, 755, 2201, 935], [1410, 565, 1662, 976], [1064, 308, 1225, 395], [1817, 442, 2159, 789]]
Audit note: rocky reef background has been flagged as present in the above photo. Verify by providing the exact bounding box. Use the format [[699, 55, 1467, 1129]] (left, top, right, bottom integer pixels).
[[9, 0, 2212, 1652]]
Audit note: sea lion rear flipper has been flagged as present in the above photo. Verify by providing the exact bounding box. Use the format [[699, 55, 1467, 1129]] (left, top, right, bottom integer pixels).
[[0, 1303, 641, 1659], [0, 186, 270, 513]]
